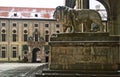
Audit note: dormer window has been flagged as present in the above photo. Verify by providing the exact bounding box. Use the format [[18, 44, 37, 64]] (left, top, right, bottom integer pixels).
[[14, 13, 17, 17], [35, 14, 38, 17]]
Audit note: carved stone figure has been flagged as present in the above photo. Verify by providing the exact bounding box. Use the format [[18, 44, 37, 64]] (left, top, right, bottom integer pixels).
[[53, 6, 104, 32]]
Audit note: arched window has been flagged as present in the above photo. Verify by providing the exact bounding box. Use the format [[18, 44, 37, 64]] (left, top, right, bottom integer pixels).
[[1, 46, 6, 58], [56, 30, 60, 33], [12, 29, 17, 42], [2, 51, 6, 58], [1, 29, 6, 42], [35, 34, 38, 41], [45, 30, 49, 34], [13, 34, 17, 42], [24, 30, 28, 41], [2, 34, 6, 42], [24, 34, 27, 41], [13, 51, 17, 58], [12, 46, 18, 58], [45, 35, 49, 42]]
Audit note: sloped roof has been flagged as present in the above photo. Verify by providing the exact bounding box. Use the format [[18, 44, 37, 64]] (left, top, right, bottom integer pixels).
[[0, 6, 55, 19]]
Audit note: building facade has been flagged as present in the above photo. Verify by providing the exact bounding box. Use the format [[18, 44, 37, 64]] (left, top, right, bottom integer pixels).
[[0, 18, 62, 62], [0, 6, 63, 62]]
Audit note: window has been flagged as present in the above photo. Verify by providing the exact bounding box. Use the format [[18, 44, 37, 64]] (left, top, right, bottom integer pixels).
[[56, 24, 60, 28], [45, 30, 49, 34], [12, 30, 17, 42], [35, 34, 38, 41], [2, 47, 5, 49], [2, 34, 6, 42], [13, 47, 16, 49], [2, 23, 5, 27], [45, 35, 49, 42], [13, 30, 17, 33], [24, 30, 28, 41], [45, 24, 49, 27], [2, 29, 6, 33], [13, 51, 17, 58], [56, 31, 60, 33], [13, 34, 17, 42], [24, 24, 27, 27], [24, 34, 28, 41], [14, 13, 17, 17], [35, 14, 38, 17], [24, 30, 27, 33], [34, 24, 38, 27], [2, 51, 6, 58], [13, 23, 16, 27]]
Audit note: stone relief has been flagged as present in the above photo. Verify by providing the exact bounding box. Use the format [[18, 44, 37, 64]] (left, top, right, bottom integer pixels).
[[53, 6, 104, 32], [52, 46, 111, 64]]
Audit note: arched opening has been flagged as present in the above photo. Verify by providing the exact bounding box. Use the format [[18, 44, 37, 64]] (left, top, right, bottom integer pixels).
[[90, 0, 107, 21], [46, 56, 49, 63], [32, 48, 40, 63], [89, 0, 108, 32]]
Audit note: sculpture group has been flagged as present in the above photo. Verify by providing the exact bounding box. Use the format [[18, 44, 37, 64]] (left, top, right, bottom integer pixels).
[[53, 6, 104, 32]]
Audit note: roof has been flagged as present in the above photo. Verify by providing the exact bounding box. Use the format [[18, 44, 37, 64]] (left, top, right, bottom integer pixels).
[[0, 6, 55, 19]]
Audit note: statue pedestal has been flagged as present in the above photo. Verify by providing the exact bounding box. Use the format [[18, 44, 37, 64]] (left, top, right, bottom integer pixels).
[[49, 32, 120, 70], [36, 32, 120, 77]]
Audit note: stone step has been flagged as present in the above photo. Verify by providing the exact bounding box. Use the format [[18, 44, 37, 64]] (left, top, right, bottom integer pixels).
[[36, 74, 120, 77], [35, 70, 120, 77], [42, 70, 119, 75], [50, 63, 118, 70]]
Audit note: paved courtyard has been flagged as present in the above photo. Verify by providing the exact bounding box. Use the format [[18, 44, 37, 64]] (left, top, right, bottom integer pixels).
[[0, 63, 46, 77]]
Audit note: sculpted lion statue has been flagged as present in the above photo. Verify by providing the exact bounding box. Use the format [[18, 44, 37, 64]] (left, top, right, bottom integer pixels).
[[53, 6, 104, 32]]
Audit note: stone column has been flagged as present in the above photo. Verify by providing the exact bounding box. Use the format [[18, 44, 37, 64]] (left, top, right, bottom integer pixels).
[[76, 0, 83, 9], [83, 0, 89, 9], [41, 46, 46, 63], [76, 0, 89, 9], [28, 46, 32, 62]]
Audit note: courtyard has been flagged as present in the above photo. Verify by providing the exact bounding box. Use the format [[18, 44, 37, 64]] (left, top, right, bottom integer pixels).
[[0, 63, 46, 77]]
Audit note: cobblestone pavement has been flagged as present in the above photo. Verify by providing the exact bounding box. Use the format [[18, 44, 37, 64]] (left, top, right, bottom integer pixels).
[[0, 63, 46, 77]]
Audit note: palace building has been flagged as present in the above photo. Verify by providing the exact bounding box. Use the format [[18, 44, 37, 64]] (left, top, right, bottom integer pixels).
[[0, 2, 107, 63], [0, 7, 62, 63]]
